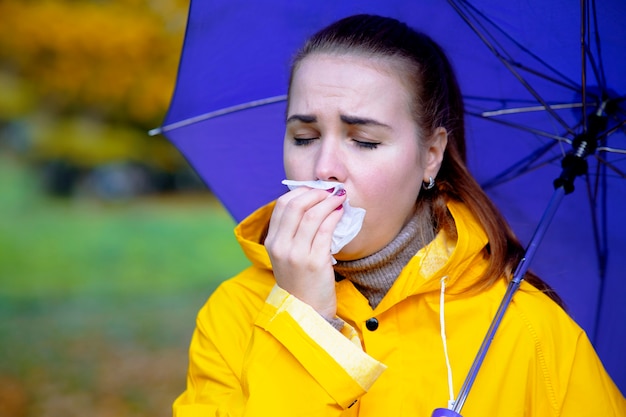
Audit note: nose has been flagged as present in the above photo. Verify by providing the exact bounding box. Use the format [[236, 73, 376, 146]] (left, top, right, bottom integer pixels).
[[314, 137, 346, 182]]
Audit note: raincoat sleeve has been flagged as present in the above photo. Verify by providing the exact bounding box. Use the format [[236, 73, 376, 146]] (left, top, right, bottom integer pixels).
[[173, 281, 386, 417], [558, 331, 626, 415]]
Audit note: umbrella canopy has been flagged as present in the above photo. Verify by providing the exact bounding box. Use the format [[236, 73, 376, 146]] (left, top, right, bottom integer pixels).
[[153, 0, 626, 394]]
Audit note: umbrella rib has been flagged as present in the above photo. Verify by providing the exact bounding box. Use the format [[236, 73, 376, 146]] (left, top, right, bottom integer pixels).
[[589, 159, 609, 343], [480, 102, 584, 117], [466, 111, 570, 143], [451, 0, 581, 91], [596, 119, 626, 155], [482, 155, 562, 188], [589, 0, 607, 91], [452, 0, 517, 64], [594, 155, 626, 179], [585, 46, 606, 95], [448, 0, 577, 136], [148, 95, 288, 136], [508, 63, 585, 96], [480, 142, 560, 189], [585, 165, 608, 295], [587, 171, 609, 274], [465, 95, 539, 105], [611, 104, 626, 129], [582, 0, 607, 96], [581, 0, 589, 131], [596, 147, 626, 156]]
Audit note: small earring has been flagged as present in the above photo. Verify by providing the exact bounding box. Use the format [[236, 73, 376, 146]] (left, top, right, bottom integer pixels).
[[423, 176, 435, 190]]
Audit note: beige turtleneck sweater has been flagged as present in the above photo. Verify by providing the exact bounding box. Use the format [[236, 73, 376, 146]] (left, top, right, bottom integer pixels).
[[333, 211, 433, 310]]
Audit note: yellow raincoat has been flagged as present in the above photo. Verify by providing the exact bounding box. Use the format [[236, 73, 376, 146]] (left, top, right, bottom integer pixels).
[[174, 200, 625, 416]]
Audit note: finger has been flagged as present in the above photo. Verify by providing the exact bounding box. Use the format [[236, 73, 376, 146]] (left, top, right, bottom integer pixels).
[[293, 191, 346, 251], [266, 187, 312, 243], [266, 188, 332, 250], [277, 197, 345, 269], [266, 189, 346, 259], [309, 200, 345, 256]]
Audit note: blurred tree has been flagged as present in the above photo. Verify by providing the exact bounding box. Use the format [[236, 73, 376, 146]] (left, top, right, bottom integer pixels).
[[0, 0, 187, 129], [0, 0, 197, 195]]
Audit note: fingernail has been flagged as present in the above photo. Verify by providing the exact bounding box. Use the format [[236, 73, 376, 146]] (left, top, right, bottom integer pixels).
[[335, 204, 343, 211], [335, 189, 346, 197], [326, 187, 335, 193]]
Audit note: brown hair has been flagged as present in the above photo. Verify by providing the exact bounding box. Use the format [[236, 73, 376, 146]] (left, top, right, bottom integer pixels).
[[289, 14, 563, 305]]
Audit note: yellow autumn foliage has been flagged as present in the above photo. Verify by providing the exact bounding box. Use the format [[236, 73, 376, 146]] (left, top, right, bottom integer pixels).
[[0, 0, 187, 128]]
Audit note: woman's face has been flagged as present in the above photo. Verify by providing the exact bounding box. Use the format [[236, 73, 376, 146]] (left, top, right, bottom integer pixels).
[[284, 53, 446, 260]]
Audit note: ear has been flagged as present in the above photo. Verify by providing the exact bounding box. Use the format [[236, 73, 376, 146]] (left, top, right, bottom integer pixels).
[[423, 127, 448, 182]]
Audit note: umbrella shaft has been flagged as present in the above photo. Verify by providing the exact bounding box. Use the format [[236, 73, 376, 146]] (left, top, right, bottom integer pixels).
[[451, 186, 567, 413]]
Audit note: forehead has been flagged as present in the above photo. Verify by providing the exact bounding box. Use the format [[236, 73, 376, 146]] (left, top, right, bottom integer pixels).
[[292, 52, 410, 86], [288, 53, 414, 111]]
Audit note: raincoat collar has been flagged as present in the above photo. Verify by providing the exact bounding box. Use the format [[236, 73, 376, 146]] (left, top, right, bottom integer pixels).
[[234, 201, 275, 271], [372, 200, 489, 313]]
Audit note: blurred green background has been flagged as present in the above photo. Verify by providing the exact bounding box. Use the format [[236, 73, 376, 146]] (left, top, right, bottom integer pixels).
[[0, 1, 249, 416]]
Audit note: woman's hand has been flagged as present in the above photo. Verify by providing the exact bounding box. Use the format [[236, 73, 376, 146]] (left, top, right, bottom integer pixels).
[[264, 186, 347, 319]]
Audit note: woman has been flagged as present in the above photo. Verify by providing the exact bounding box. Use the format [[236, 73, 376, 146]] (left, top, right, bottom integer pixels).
[[173, 14, 625, 416]]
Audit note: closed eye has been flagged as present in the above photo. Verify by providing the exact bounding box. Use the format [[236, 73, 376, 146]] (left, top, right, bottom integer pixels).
[[353, 139, 380, 150], [293, 137, 318, 146]]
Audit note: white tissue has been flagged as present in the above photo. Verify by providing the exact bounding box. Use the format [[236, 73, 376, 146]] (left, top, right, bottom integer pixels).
[[282, 180, 366, 255]]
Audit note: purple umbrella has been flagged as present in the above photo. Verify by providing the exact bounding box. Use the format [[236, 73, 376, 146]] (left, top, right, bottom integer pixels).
[[150, 0, 626, 409]]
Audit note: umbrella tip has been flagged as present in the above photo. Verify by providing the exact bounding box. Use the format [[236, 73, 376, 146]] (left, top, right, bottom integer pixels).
[[148, 127, 162, 136]]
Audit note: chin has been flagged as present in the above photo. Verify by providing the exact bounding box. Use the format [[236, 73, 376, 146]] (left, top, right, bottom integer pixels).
[[334, 226, 396, 262], [334, 239, 369, 262]]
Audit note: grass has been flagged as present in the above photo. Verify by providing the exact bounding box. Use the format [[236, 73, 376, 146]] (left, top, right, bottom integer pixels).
[[0, 155, 250, 417]]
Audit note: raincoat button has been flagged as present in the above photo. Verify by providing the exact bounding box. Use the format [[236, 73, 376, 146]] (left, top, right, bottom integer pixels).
[[365, 317, 379, 331]]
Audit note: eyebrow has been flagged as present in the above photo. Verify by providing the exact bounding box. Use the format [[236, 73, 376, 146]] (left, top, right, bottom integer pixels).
[[286, 114, 391, 129], [340, 115, 391, 129], [286, 114, 317, 124]]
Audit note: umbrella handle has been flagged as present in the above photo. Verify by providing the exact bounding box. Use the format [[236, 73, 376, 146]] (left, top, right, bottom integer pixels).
[[431, 408, 463, 417]]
